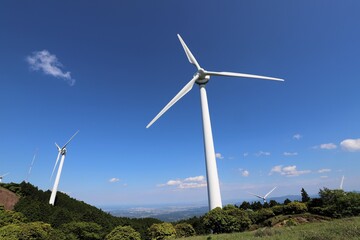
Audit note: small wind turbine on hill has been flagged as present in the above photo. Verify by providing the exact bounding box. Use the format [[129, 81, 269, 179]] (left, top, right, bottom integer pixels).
[[49, 130, 79, 205], [146, 34, 283, 210], [0, 173, 9, 183], [339, 176, 344, 190], [26, 150, 37, 183], [249, 186, 277, 203]]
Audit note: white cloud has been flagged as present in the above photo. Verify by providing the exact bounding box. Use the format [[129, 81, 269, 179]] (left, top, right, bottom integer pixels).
[[255, 151, 271, 157], [269, 165, 310, 177], [26, 50, 75, 86], [269, 165, 283, 174], [184, 176, 205, 182], [283, 152, 298, 156], [167, 180, 182, 186], [293, 134, 302, 140], [340, 138, 360, 152], [318, 168, 331, 173], [243, 153, 249, 157], [215, 153, 224, 159], [320, 143, 337, 150], [239, 169, 249, 177], [158, 175, 207, 189], [109, 178, 120, 183]]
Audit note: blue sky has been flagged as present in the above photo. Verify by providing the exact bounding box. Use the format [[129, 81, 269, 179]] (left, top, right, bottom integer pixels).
[[1, 1, 360, 207]]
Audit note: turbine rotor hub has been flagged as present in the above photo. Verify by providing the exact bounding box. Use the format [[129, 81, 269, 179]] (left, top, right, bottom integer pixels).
[[61, 148, 67, 155], [195, 68, 210, 85]]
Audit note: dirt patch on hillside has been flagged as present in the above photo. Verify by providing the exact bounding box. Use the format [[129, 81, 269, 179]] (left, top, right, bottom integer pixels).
[[273, 214, 330, 228], [0, 187, 20, 210]]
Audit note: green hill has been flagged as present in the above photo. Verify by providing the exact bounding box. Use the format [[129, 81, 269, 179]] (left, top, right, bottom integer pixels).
[[0, 181, 161, 239]]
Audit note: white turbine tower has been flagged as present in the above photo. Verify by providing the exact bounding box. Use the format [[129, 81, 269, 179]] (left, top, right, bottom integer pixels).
[[146, 34, 283, 210], [249, 186, 277, 203], [0, 173, 9, 183], [49, 130, 79, 205], [339, 175, 345, 190]]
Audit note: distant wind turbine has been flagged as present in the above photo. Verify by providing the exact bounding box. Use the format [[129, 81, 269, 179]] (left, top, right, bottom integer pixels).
[[0, 173, 10, 183], [26, 150, 37, 183], [49, 130, 79, 205], [146, 34, 283, 210], [339, 175, 344, 190], [249, 186, 277, 203]]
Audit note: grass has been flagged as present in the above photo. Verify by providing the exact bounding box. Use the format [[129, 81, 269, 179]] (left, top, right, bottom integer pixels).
[[179, 216, 360, 240]]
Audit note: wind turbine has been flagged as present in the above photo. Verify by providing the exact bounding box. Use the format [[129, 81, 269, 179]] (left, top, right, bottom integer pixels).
[[339, 175, 344, 190], [0, 173, 9, 183], [49, 130, 79, 205], [26, 150, 37, 183], [146, 34, 283, 210], [249, 186, 277, 203]]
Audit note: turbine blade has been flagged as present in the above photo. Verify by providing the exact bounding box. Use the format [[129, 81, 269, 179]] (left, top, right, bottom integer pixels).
[[205, 71, 284, 81], [264, 186, 277, 198], [146, 75, 198, 128], [50, 152, 61, 181], [177, 34, 201, 70], [55, 142, 61, 151], [248, 192, 263, 199], [1, 173, 9, 177], [62, 130, 79, 149]]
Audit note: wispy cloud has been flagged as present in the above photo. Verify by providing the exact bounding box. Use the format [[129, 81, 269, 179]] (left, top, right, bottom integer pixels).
[[109, 178, 120, 183], [318, 168, 331, 173], [340, 138, 360, 152], [269, 165, 311, 177], [293, 134, 302, 140], [26, 50, 75, 86], [283, 152, 298, 156], [239, 169, 249, 177], [158, 175, 206, 189], [313, 143, 337, 150], [255, 151, 271, 157], [243, 153, 249, 158], [215, 153, 224, 159]]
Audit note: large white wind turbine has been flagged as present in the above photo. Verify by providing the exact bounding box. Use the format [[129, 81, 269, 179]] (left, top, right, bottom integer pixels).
[[0, 173, 9, 183], [49, 130, 79, 205], [147, 34, 283, 210], [249, 186, 277, 203]]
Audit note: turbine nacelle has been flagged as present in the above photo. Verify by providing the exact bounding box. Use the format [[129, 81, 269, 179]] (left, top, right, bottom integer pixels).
[[195, 69, 210, 85]]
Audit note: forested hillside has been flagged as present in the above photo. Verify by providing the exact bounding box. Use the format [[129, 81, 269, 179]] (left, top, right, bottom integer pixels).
[[0, 182, 161, 239]]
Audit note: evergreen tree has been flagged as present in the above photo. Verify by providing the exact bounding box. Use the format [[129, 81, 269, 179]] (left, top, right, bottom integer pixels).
[[283, 198, 291, 205], [301, 188, 311, 202]]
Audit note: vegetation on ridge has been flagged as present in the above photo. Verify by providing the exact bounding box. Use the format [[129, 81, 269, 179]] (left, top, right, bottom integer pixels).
[[1, 182, 360, 239]]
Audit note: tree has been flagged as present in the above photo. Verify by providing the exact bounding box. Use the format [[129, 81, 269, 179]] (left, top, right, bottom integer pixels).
[[174, 223, 195, 238], [0, 210, 27, 227], [301, 188, 311, 203], [105, 225, 141, 240], [269, 200, 278, 208], [283, 202, 307, 214], [253, 208, 275, 224], [147, 223, 176, 240], [250, 201, 263, 211], [203, 206, 251, 234], [239, 201, 251, 210], [60, 221, 103, 240], [283, 198, 291, 205], [0, 222, 61, 240]]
